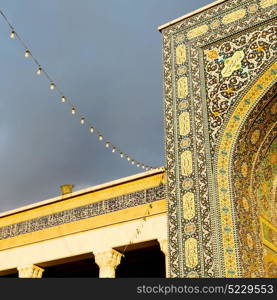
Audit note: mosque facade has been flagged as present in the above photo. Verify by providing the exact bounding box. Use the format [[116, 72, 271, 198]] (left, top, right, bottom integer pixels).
[[160, 0, 276, 277], [0, 0, 276, 278]]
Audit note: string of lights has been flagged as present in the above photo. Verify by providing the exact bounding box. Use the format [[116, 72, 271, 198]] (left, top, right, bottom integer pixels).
[[119, 203, 153, 260], [0, 9, 155, 171]]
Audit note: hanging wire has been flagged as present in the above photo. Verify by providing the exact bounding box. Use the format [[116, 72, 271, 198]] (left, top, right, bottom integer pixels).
[[120, 203, 153, 258], [0, 9, 155, 170]]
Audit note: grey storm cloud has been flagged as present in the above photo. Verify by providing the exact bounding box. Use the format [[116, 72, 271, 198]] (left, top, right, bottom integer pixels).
[[0, 0, 212, 212]]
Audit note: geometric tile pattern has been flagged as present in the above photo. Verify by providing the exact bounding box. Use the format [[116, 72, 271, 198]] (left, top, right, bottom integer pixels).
[[161, 0, 277, 277]]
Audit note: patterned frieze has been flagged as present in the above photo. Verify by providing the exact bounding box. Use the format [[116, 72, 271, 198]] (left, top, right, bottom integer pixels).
[[0, 184, 165, 240]]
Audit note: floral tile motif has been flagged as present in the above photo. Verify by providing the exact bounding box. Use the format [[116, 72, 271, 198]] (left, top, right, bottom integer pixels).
[[161, 0, 277, 277]]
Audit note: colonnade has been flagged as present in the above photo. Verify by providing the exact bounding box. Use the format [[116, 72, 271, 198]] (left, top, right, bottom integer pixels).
[[16, 239, 168, 278]]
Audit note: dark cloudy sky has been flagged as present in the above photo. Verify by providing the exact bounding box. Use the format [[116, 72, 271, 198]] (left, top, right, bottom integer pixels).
[[0, 0, 212, 212]]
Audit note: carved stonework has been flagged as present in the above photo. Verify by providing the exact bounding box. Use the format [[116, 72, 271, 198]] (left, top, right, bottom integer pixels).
[[0, 184, 165, 241], [17, 265, 44, 278], [94, 249, 123, 278]]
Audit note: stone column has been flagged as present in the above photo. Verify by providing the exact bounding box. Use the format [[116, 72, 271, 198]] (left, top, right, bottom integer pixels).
[[158, 239, 169, 278], [94, 249, 123, 278], [17, 264, 44, 278]]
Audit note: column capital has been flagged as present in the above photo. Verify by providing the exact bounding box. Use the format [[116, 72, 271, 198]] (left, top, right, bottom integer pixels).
[[17, 264, 44, 278], [94, 249, 123, 278], [94, 249, 122, 268]]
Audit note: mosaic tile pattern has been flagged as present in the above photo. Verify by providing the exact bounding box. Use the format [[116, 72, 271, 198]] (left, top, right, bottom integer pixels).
[[231, 89, 277, 277], [161, 0, 277, 277], [203, 23, 277, 157], [255, 139, 277, 227], [0, 184, 165, 240], [215, 66, 276, 277]]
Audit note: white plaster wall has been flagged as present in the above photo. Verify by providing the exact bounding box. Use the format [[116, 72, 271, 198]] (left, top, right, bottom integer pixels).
[[0, 213, 167, 271]]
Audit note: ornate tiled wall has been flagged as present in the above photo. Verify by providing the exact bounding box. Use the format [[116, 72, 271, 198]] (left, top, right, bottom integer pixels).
[[161, 0, 277, 277]]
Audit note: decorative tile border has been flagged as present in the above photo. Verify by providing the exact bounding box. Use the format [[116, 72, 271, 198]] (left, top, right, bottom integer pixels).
[[0, 184, 165, 240]]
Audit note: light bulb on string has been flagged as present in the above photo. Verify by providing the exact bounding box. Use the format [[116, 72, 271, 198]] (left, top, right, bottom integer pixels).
[[0, 9, 153, 173], [10, 31, 15, 39], [105, 142, 110, 148], [36, 67, 42, 75], [25, 49, 30, 57]]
